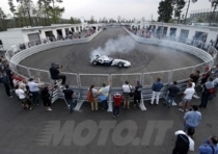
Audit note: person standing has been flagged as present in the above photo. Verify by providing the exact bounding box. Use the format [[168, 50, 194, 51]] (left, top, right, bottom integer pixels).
[[1, 72, 12, 97], [4, 64, 14, 89], [15, 85, 32, 110], [122, 81, 133, 109], [184, 105, 202, 131], [87, 85, 98, 111], [190, 70, 200, 85], [27, 78, 42, 106], [199, 136, 218, 154], [41, 86, 52, 111], [134, 81, 142, 107], [201, 66, 211, 85], [49, 63, 66, 85], [0, 39, 3, 49], [179, 82, 195, 112], [200, 78, 215, 108], [150, 78, 164, 105], [63, 85, 76, 113], [113, 92, 123, 118], [166, 81, 180, 107], [98, 83, 110, 110], [172, 128, 195, 154]]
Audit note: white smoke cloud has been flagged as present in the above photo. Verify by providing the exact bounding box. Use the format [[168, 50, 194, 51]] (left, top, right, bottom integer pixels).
[[90, 35, 135, 58]]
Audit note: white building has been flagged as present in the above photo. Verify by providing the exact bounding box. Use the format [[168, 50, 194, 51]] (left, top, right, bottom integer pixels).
[[130, 22, 218, 48]]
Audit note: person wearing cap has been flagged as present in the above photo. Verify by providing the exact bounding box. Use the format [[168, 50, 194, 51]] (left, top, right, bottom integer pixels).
[[199, 136, 218, 154]]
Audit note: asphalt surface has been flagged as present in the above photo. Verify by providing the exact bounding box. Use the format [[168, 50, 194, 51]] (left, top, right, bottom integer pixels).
[[19, 27, 203, 86], [0, 84, 218, 154], [21, 27, 201, 74]]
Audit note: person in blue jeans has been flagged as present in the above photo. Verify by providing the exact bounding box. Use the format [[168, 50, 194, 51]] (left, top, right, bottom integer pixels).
[[150, 78, 164, 105], [63, 85, 76, 113], [199, 136, 218, 154]]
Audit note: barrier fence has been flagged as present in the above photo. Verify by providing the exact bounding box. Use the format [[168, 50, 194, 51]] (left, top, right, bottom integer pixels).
[[5, 26, 218, 89]]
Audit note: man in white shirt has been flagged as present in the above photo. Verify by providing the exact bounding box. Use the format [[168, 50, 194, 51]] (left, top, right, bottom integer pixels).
[[98, 83, 110, 110], [27, 78, 43, 105], [122, 81, 133, 109], [15, 85, 32, 110], [98, 83, 110, 98], [179, 82, 195, 112], [15, 86, 26, 100]]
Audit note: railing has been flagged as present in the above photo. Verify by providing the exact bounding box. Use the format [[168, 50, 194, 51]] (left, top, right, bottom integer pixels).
[[5, 26, 217, 90]]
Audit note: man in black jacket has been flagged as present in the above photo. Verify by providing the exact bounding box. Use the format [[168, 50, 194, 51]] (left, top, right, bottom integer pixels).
[[49, 63, 66, 85]]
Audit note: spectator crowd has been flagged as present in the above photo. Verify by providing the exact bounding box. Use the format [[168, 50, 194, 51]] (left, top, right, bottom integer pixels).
[[1, 49, 218, 153]]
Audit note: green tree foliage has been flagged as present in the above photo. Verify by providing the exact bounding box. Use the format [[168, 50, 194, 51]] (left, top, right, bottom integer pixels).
[[38, 0, 52, 25], [8, 0, 16, 15], [16, 0, 33, 26], [157, 0, 174, 22], [0, 7, 7, 31], [8, 0, 16, 27], [70, 17, 81, 24], [15, 4, 28, 26], [49, 0, 64, 23], [209, 0, 218, 23], [210, 0, 218, 13], [173, 0, 186, 22], [88, 16, 97, 24]]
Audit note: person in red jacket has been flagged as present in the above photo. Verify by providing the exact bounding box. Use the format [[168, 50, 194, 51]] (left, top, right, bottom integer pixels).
[[113, 93, 123, 118]]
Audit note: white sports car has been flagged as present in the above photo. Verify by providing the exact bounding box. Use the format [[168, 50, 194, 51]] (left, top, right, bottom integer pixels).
[[90, 55, 131, 68]]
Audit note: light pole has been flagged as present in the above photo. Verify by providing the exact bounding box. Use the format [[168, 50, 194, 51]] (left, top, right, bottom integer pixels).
[[184, 0, 198, 24], [184, 0, 191, 24]]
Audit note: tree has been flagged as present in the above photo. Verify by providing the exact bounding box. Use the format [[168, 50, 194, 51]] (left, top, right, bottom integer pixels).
[[0, 7, 7, 31], [50, 0, 64, 24], [8, 0, 16, 16], [88, 16, 97, 24], [15, 4, 28, 26], [16, 0, 33, 26], [70, 17, 81, 24], [157, 0, 174, 22], [38, 0, 52, 25], [8, 0, 16, 26], [209, 0, 218, 23], [173, 0, 186, 23]]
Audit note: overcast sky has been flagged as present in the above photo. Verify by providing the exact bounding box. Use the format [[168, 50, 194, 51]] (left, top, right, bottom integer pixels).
[[0, 0, 212, 20]]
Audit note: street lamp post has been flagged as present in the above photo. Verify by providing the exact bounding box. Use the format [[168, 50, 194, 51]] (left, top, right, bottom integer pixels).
[[184, 0, 191, 24]]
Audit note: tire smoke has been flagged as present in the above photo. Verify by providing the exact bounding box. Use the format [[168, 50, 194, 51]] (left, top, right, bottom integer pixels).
[[90, 35, 135, 58]]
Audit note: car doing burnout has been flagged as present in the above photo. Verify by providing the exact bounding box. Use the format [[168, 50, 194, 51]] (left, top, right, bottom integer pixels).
[[90, 55, 131, 68]]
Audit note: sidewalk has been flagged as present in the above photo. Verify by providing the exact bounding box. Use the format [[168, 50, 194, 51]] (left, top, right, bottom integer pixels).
[[0, 84, 217, 154]]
